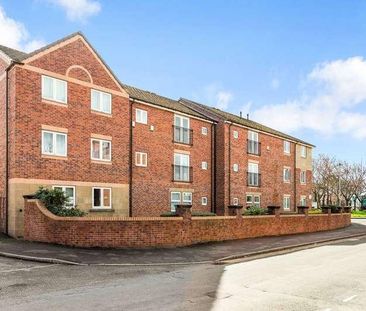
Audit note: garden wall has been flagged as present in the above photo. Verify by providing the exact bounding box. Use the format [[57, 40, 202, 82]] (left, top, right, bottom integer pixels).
[[24, 199, 351, 248]]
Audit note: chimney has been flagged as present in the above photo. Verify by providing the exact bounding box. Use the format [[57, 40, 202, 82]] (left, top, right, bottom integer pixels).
[[240, 111, 242, 118], [247, 113, 249, 120]]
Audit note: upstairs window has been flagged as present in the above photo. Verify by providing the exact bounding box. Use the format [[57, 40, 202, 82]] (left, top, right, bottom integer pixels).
[[42, 130, 67, 157], [135, 152, 148, 167], [91, 89, 112, 114], [173, 153, 191, 182], [136, 109, 148, 124], [42, 75, 67, 104], [300, 171, 306, 184], [283, 167, 291, 182], [301, 146, 307, 158], [284, 141, 291, 154], [174, 115, 191, 145], [233, 130, 239, 139], [201, 127, 208, 135], [91, 139, 111, 162], [248, 131, 260, 155], [248, 162, 260, 186]]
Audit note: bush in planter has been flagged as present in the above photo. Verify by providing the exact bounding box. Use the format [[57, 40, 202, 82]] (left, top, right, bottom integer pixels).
[[243, 206, 268, 216], [34, 187, 86, 217]]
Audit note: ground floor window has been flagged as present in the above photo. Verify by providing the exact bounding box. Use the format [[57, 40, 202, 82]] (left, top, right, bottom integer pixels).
[[300, 196, 307, 207], [283, 195, 291, 210], [246, 194, 260, 207], [92, 187, 112, 209], [170, 191, 192, 212], [52, 186, 75, 207]]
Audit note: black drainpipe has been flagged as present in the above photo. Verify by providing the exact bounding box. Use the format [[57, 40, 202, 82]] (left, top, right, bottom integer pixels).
[[4, 61, 18, 235], [228, 123, 232, 209], [211, 123, 216, 213], [128, 99, 134, 217]]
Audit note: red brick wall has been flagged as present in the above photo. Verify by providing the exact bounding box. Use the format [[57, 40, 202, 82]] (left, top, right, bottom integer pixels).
[[11, 66, 129, 183], [131, 102, 213, 216], [24, 199, 351, 248]]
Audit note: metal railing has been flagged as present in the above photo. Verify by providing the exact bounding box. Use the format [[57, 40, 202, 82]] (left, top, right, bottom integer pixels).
[[173, 126, 193, 145], [247, 172, 261, 187], [172, 165, 193, 182], [247, 139, 261, 155]]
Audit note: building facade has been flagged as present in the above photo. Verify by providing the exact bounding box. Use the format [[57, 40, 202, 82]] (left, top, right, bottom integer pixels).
[[0, 32, 313, 238]]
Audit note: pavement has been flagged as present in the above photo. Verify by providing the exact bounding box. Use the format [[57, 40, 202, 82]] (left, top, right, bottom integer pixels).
[[1, 235, 366, 310], [1, 219, 366, 265]]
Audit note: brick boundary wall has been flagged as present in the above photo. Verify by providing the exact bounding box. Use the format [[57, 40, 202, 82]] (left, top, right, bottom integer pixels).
[[24, 199, 351, 248]]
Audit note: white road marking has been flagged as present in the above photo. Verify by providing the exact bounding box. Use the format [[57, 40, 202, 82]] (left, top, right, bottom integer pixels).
[[343, 295, 357, 303], [0, 264, 57, 274]]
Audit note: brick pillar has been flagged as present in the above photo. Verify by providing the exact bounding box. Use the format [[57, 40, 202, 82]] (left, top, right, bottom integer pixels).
[[267, 206, 281, 217], [176, 204, 192, 220], [228, 205, 243, 218]]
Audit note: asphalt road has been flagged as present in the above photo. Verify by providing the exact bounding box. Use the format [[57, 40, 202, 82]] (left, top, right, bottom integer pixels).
[[1, 233, 366, 310]]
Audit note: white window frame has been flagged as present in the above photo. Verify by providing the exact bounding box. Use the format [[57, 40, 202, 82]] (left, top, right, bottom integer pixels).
[[174, 114, 190, 129], [201, 161, 208, 170], [248, 131, 259, 142], [233, 130, 239, 139], [182, 192, 193, 204], [283, 167, 291, 183], [232, 198, 239, 205], [284, 140, 291, 154], [300, 171, 306, 184], [41, 75, 67, 104], [91, 89, 112, 114], [201, 197, 208, 206], [300, 196, 307, 207], [52, 186, 76, 208], [135, 152, 148, 167], [92, 187, 112, 209], [283, 195, 291, 210], [174, 153, 190, 182], [170, 192, 181, 212], [301, 146, 307, 158], [201, 127, 208, 135], [136, 108, 148, 124], [246, 194, 261, 207], [41, 130, 67, 157], [233, 163, 239, 172], [91, 138, 112, 162]]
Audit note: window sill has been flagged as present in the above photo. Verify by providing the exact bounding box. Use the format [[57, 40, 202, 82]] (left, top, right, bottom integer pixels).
[[283, 181, 291, 184], [173, 181, 192, 184], [173, 142, 192, 147], [91, 160, 112, 165], [91, 110, 112, 118], [42, 99, 68, 107], [42, 154, 68, 160], [284, 152, 291, 156], [89, 208, 115, 212]]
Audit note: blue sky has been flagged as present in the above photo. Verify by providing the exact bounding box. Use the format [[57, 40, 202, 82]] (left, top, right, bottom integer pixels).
[[1, 0, 366, 162]]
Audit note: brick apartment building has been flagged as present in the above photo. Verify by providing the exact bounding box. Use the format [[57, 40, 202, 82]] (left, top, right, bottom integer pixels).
[[0, 32, 313, 238]]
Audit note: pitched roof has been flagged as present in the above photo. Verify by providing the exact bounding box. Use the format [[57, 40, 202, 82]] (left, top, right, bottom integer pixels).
[[0, 45, 28, 62], [122, 84, 211, 120], [180, 98, 314, 147]]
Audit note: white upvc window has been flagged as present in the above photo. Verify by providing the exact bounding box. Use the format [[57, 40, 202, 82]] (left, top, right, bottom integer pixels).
[[300, 171, 306, 184], [136, 109, 148, 124], [42, 130, 67, 157], [248, 131, 259, 154], [301, 146, 307, 158], [91, 89, 112, 114], [91, 138, 112, 161], [92, 187, 112, 209], [283, 195, 291, 210], [135, 152, 148, 167], [201, 197, 208, 206], [173, 153, 190, 182], [170, 192, 181, 212], [232, 198, 239, 205], [233, 130, 239, 139], [300, 196, 307, 207], [42, 75, 67, 104], [174, 115, 190, 144], [283, 167, 291, 182], [201, 127, 208, 135], [284, 140, 291, 154], [248, 162, 260, 186], [246, 194, 261, 207], [53, 186, 75, 208], [202, 161, 208, 170], [233, 163, 239, 172], [182, 192, 193, 204]]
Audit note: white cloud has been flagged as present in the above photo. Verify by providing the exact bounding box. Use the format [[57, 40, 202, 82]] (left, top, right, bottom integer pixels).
[[51, 0, 101, 22], [0, 5, 46, 52], [216, 91, 233, 110], [195, 83, 234, 110], [251, 57, 366, 140]]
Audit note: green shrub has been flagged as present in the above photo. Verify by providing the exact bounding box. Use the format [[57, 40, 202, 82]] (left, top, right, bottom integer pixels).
[[309, 208, 322, 214], [34, 187, 86, 217], [243, 206, 268, 216]]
